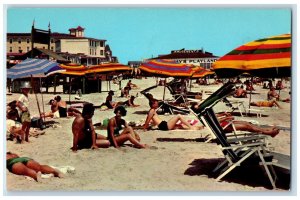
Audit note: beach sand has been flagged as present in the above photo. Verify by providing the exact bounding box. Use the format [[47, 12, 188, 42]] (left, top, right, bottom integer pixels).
[[5, 77, 291, 192]]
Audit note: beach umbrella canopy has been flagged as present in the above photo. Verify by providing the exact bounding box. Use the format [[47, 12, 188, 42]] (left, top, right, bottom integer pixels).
[[86, 63, 132, 75], [191, 67, 215, 79], [139, 59, 195, 77], [7, 58, 64, 79], [212, 34, 291, 78], [59, 63, 87, 76]]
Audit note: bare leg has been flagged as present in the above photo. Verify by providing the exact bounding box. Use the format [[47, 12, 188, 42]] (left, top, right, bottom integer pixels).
[[95, 134, 110, 148], [26, 160, 63, 178], [22, 122, 31, 142], [115, 134, 146, 148], [167, 114, 194, 130], [11, 162, 41, 182], [231, 121, 280, 137], [271, 99, 282, 109]]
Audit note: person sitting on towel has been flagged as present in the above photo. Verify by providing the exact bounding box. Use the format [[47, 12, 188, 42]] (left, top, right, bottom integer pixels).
[[55, 95, 81, 117], [143, 99, 200, 131]]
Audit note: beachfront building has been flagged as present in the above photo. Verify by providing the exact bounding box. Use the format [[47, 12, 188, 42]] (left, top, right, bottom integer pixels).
[[152, 48, 219, 69], [7, 26, 118, 66]]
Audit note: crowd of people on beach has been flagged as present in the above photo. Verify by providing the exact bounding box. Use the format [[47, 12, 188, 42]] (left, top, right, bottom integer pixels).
[[6, 77, 290, 182]]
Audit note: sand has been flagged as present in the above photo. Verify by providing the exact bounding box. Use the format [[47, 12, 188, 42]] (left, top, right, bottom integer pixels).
[[5, 77, 291, 192]]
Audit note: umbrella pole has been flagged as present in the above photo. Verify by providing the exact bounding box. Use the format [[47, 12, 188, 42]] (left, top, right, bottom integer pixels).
[[162, 78, 167, 101], [248, 77, 253, 115], [69, 77, 72, 105], [31, 75, 42, 122], [40, 77, 45, 122]]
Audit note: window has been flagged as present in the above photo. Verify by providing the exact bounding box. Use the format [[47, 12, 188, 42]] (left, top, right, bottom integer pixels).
[[18, 39, 21, 44], [51, 39, 54, 43], [27, 39, 30, 43], [9, 39, 13, 43], [100, 50, 104, 55], [90, 49, 92, 55], [27, 47, 30, 52], [18, 47, 22, 53], [51, 46, 54, 50], [9, 47, 12, 53], [100, 41, 104, 47]]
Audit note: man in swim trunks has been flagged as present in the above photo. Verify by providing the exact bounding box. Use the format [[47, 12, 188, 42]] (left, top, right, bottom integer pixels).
[[143, 99, 199, 131], [6, 152, 63, 182], [71, 103, 110, 152]]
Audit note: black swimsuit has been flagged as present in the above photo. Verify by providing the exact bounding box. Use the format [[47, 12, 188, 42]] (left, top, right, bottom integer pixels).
[[58, 106, 67, 117], [77, 119, 93, 149], [158, 121, 169, 131]]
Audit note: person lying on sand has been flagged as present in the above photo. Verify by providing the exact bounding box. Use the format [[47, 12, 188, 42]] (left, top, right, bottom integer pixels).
[[107, 106, 147, 149], [190, 103, 280, 138], [115, 96, 139, 107], [250, 99, 282, 109], [143, 99, 202, 131], [6, 152, 63, 182], [71, 103, 110, 152]]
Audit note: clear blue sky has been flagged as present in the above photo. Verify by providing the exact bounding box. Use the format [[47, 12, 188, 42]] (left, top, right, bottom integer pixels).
[[7, 7, 291, 64]]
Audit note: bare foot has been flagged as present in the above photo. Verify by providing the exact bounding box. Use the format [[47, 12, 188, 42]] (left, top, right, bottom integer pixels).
[[54, 169, 64, 178], [36, 171, 42, 182], [270, 128, 280, 138]]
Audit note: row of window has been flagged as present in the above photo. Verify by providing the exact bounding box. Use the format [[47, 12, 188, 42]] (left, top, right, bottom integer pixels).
[[9, 46, 54, 53], [8, 38, 54, 44], [89, 40, 104, 47], [90, 48, 104, 56]]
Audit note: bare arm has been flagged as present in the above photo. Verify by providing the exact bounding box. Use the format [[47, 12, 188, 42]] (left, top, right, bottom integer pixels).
[[87, 118, 98, 150], [108, 118, 119, 148], [72, 117, 84, 152], [143, 109, 154, 130], [16, 101, 27, 112]]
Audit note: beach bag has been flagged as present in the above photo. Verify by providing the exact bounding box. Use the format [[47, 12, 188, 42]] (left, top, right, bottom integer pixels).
[[102, 118, 109, 127]]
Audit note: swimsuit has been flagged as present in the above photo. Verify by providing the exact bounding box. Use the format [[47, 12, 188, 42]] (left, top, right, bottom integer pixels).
[[6, 157, 32, 172], [107, 118, 125, 145], [77, 119, 93, 149], [58, 106, 67, 117], [158, 120, 169, 131], [257, 101, 272, 107], [20, 111, 31, 123]]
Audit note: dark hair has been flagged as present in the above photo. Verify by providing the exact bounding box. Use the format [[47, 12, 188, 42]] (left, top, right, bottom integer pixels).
[[7, 109, 19, 118], [7, 100, 17, 109], [54, 95, 61, 102], [82, 103, 95, 117], [190, 102, 199, 113], [108, 90, 114, 95], [149, 99, 158, 107], [49, 99, 54, 105], [114, 106, 127, 116]]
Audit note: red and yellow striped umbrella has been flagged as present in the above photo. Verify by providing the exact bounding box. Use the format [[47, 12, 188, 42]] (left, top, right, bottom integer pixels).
[[212, 34, 291, 78], [139, 59, 195, 77], [191, 66, 215, 79], [59, 63, 131, 76]]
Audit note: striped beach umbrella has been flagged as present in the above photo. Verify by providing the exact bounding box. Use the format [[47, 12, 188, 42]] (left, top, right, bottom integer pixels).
[[212, 34, 291, 78], [7, 58, 64, 79], [86, 63, 132, 74], [139, 59, 195, 77], [59, 63, 87, 76], [191, 67, 215, 79]]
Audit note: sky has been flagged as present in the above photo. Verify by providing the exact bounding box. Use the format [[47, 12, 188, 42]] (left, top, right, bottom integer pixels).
[[6, 6, 291, 64]]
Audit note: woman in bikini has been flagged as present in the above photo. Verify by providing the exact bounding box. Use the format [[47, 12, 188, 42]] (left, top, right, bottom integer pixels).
[[107, 106, 146, 148], [6, 152, 63, 182], [144, 99, 200, 131]]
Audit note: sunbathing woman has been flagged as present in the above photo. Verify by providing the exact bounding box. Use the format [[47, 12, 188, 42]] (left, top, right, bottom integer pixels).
[[144, 99, 200, 131], [55, 95, 81, 117], [100, 90, 116, 109], [107, 106, 147, 148], [6, 152, 63, 182], [250, 99, 282, 109], [233, 85, 247, 98]]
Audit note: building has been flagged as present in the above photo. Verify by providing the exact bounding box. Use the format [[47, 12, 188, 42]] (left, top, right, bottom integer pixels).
[[7, 26, 118, 65], [152, 48, 219, 69]]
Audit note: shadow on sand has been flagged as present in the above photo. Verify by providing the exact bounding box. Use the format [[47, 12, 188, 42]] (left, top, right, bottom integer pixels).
[[156, 137, 207, 143], [184, 158, 290, 190]]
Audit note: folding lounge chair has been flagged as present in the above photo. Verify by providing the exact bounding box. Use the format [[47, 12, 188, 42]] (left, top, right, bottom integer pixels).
[[193, 82, 288, 189]]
